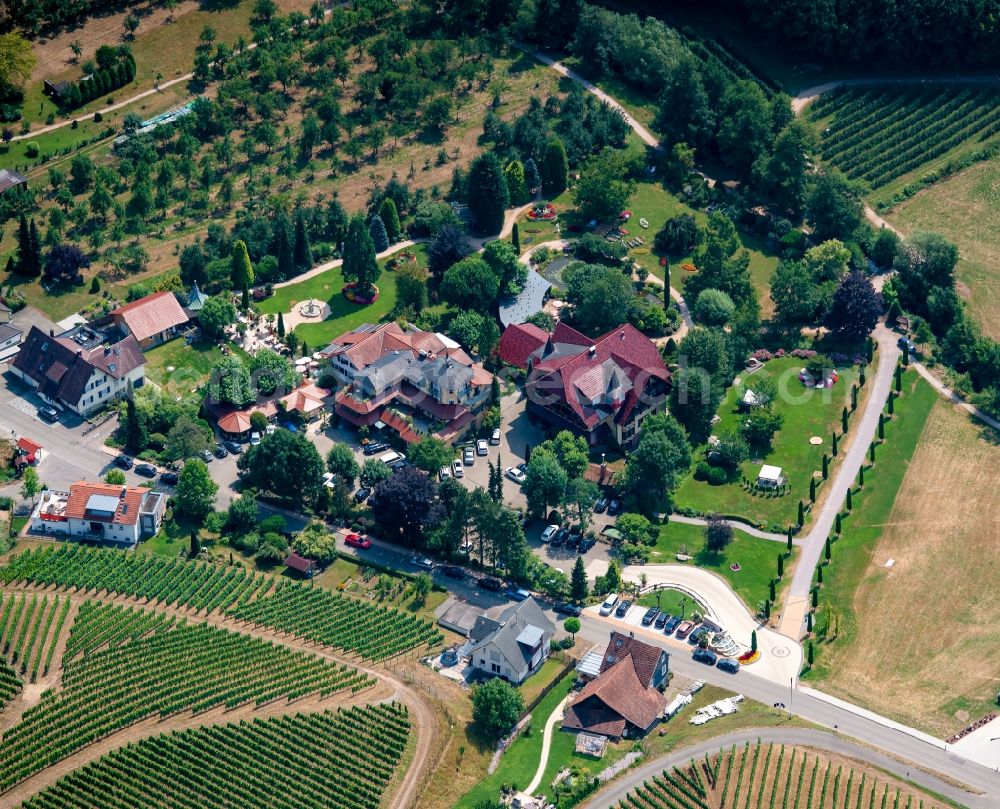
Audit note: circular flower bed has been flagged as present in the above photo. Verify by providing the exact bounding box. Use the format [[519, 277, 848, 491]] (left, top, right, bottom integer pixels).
[[342, 282, 379, 305], [729, 562, 741, 572], [386, 252, 417, 271], [737, 650, 760, 665], [527, 203, 557, 221]]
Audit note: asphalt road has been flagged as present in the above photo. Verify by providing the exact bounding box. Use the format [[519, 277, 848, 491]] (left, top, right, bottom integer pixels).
[[574, 615, 1000, 802]]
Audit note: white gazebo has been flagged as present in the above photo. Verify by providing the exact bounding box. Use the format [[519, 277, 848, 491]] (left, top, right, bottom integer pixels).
[[756, 464, 784, 489]]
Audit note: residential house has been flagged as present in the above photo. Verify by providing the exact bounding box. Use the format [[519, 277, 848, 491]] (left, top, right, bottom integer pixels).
[[279, 381, 331, 423], [323, 322, 493, 445], [466, 597, 555, 684], [11, 326, 145, 416], [110, 291, 190, 349], [561, 631, 669, 740], [0, 321, 23, 360], [497, 321, 670, 449], [30, 481, 166, 546]]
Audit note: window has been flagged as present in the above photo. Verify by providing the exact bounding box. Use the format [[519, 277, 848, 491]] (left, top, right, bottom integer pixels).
[[491, 663, 501, 674]]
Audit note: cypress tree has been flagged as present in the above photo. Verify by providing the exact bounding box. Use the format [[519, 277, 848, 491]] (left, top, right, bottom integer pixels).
[[750, 630, 757, 652], [869, 441, 876, 464], [878, 413, 885, 440], [191, 531, 200, 557], [902, 343, 910, 366], [523, 157, 540, 192], [825, 536, 832, 562], [768, 579, 776, 602], [491, 374, 501, 404], [241, 286, 250, 311], [811, 588, 818, 609], [763, 600, 770, 620], [859, 465, 864, 487], [777, 553, 784, 578], [369, 213, 389, 253], [809, 477, 816, 502], [859, 365, 866, 386], [273, 214, 294, 280], [277, 311, 285, 337], [807, 640, 814, 666], [822, 454, 829, 479], [293, 209, 313, 272], [806, 612, 813, 632], [504, 159, 528, 205], [832, 431, 838, 456], [511, 222, 520, 254], [798, 499, 805, 524], [846, 488, 852, 511], [230, 239, 254, 290], [378, 197, 401, 241], [835, 513, 842, 534], [894, 364, 902, 392], [851, 384, 858, 411], [887, 393, 894, 415], [817, 565, 824, 584], [787, 527, 793, 552], [342, 213, 381, 296], [841, 406, 849, 433], [541, 137, 568, 196]]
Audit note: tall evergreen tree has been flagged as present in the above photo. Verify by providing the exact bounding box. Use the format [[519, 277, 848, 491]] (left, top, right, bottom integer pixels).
[[504, 160, 528, 206], [369, 213, 389, 253], [272, 213, 294, 280], [570, 556, 588, 602], [541, 138, 568, 197], [230, 239, 254, 290], [523, 157, 541, 192], [342, 213, 381, 295], [277, 311, 285, 337], [511, 222, 520, 254], [466, 152, 509, 235], [378, 197, 401, 241], [293, 208, 312, 273]]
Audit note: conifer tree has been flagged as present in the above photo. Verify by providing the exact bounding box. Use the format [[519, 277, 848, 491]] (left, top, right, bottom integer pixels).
[[369, 213, 389, 253], [378, 197, 401, 241], [293, 208, 313, 272], [230, 239, 254, 290]]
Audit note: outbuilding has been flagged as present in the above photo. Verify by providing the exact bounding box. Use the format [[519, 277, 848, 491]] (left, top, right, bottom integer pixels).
[[756, 464, 785, 489]]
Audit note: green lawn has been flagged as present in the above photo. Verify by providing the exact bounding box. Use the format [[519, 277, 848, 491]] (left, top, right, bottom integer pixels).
[[143, 337, 246, 392], [455, 671, 632, 808], [255, 246, 424, 347], [674, 356, 858, 531], [804, 370, 937, 680], [646, 520, 786, 611]]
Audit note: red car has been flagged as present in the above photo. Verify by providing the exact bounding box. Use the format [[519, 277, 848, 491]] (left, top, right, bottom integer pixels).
[[344, 533, 371, 550]]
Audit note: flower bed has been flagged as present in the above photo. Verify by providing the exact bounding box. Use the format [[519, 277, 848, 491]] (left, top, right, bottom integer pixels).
[[527, 203, 557, 221], [680, 262, 696, 272], [386, 252, 417, 271], [342, 282, 379, 305], [737, 650, 760, 665]]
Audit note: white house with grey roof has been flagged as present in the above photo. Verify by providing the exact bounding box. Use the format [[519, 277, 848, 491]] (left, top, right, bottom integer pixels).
[[466, 597, 555, 684]]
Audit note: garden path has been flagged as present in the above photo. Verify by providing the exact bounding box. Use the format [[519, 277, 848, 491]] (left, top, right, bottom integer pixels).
[[523, 693, 572, 796]]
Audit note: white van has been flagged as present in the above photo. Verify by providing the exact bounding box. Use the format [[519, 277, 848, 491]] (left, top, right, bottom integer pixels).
[[599, 593, 620, 616], [378, 450, 403, 465]]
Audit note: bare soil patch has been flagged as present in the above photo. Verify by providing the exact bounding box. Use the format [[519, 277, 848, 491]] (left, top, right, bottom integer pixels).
[[819, 400, 1000, 736]]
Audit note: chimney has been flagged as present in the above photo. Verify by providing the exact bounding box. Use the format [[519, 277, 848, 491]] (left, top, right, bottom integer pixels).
[[104, 346, 111, 355], [49, 329, 54, 337], [588, 346, 597, 359], [120, 486, 127, 499]]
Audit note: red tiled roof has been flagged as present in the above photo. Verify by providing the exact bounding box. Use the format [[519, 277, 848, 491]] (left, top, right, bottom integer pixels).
[[16, 437, 42, 455], [563, 655, 666, 736], [217, 411, 252, 434], [111, 291, 188, 342], [284, 552, 317, 573], [379, 409, 421, 444], [601, 631, 666, 688], [64, 481, 146, 526], [279, 382, 330, 414], [497, 322, 547, 369]]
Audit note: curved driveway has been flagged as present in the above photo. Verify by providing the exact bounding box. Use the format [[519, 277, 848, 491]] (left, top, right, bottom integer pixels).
[[580, 727, 997, 809]]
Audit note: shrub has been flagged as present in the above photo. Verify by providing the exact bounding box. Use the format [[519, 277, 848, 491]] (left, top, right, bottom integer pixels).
[[25, 141, 40, 158], [694, 461, 711, 481], [707, 466, 727, 485]]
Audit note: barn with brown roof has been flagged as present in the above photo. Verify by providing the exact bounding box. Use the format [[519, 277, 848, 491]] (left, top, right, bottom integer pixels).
[[111, 291, 190, 349]]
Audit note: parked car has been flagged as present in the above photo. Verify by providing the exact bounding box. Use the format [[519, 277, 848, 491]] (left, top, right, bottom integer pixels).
[[578, 536, 596, 554], [566, 532, 582, 550], [439, 466, 451, 482], [134, 463, 157, 478], [476, 439, 488, 456], [505, 587, 531, 602], [458, 540, 474, 555], [265, 424, 276, 435], [607, 499, 622, 516], [452, 459, 464, 478], [363, 441, 389, 456], [38, 406, 59, 423], [463, 447, 475, 465], [674, 620, 695, 639], [654, 612, 670, 630], [599, 594, 619, 616], [541, 524, 559, 543], [214, 444, 229, 459], [354, 486, 372, 503], [490, 428, 501, 445], [159, 471, 179, 485], [551, 528, 569, 547], [505, 466, 527, 485], [224, 440, 243, 454], [897, 336, 916, 352], [114, 455, 133, 470], [410, 555, 435, 571], [440, 565, 465, 579], [249, 432, 261, 446], [693, 648, 718, 666], [198, 449, 213, 463], [344, 533, 372, 550], [716, 657, 740, 674], [688, 626, 710, 645], [477, 576, 504, 591], [554, 602, 582, 617], [662, 615, 681, 634], [614, 599, 632, 618], [641, 607, 659, 626], [593, 497, 608, 513]]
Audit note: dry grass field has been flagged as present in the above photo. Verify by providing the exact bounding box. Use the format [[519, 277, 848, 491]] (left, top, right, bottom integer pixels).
[[622, 742, 951, 809], [887, 159, 1000, 341], [819, 400, 1000, 736]]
